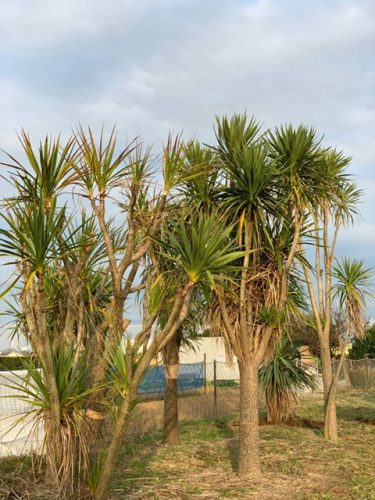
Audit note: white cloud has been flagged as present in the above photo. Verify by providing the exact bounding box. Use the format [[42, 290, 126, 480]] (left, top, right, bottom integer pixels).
[[2, 0, 375, 149], [0, 1, 157, 49], [1, 0, 375, 340]]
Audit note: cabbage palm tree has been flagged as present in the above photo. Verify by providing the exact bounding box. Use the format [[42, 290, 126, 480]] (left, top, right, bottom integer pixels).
[[159, 282, 207, 445], [93, 211, 246, 498], [0, 132, 113, 496], [0, 132, 79, 464], [69, 128, 246, 498], [0, 197, 66, 483], [300, 150, 362, 440], [207, 114, 323, 478], [156, 140, 219, 445], [0, 129, 242, 497], [323, 258, 374, 431]]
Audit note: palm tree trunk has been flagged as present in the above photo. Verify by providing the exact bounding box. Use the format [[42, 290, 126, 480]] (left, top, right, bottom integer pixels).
[[324, 391, 338, 441], [163, 335, 180, 445], [342, 359, 352, 388], [319, 337, 338, 441], [238, 359, 261, 478]]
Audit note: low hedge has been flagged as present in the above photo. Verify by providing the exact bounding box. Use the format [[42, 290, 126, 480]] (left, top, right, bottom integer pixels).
[[0, 357, 30, 371]]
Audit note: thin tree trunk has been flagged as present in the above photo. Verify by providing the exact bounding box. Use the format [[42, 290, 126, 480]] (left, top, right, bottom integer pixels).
[[319, 337, 338, 441], [238, 359, 261, 478], [94, 392, 133, 499], [94, 286, 193, 498], [339, 339, 352, 388], [324, 327, 351, 442], [163, 335, 180, 445], [35, 279, 62, 481], [342, 359, 352, 388], [301, 214, 341, 443]]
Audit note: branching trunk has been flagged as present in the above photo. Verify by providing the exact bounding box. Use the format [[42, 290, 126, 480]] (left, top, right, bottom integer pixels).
[[301, 212, 340, 442], [319, 335, 338, 441]]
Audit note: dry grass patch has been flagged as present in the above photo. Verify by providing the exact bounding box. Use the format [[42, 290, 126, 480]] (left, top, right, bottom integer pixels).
[[112, 390, 375, 499], [0, 390, 374, 499]]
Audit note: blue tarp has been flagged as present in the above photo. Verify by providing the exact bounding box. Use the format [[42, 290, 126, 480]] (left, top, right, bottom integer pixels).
[[138, 362, 204, 395]]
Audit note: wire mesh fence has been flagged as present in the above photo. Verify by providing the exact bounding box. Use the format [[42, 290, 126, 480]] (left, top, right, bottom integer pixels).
[[0, 358, 373, 444], [130, 358, 375, 434], [129, 361, 241, 433], [138, 361, 240, 398], [333, 358, 375, 390], [138, 362, 205, 396]]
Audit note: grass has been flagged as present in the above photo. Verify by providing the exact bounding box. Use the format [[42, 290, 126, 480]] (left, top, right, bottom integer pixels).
[[0, 390, 374, 498]]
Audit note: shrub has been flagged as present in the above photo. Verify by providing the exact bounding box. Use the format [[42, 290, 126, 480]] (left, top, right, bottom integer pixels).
[[259, 338, 316, 423], [348, 326, 375, 359], [0, 357, 30, 371]]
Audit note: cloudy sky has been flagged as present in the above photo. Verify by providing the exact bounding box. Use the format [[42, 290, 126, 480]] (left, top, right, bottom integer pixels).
[[1, 0, 375, 346]]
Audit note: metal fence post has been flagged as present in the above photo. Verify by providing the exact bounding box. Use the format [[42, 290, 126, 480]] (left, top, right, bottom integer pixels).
[[213, 359, 217, 417], [204, 353, 207, 394]]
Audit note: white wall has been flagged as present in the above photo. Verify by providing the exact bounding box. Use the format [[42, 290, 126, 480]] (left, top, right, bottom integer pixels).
[[0, 370, 43, 456], [179, 337, 240, 380], [179, 337, 228, 364]]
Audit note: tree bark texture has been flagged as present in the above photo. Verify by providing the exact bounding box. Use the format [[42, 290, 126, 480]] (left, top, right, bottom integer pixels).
[[319, 336, 338, 441], [238, 359, 262, 479], [94, 393, 133, 499], [163, 335, 180, 445]]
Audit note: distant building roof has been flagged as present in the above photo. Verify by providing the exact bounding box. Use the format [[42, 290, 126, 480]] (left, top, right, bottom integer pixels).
[[0, 349, 26, 357]]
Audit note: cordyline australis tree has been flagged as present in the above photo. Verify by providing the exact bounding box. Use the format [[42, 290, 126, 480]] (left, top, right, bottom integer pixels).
[[161, 296, 206, 445], [154, 280, 206, 446], [0, 129, 244, 498], [193, 113, 324, 478], [157, 141, 216, 445], [151, 209, 211, 445], [300, 150, 363, 441], [73, 131, 244, 498], [0, 133, 125, 496], [325, 258, 374, 425], [0, 134, 93, 495], [89, 213, 244, 497]]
